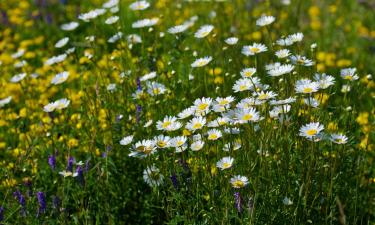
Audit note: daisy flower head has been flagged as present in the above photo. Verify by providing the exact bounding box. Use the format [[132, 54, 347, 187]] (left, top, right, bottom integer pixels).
[[276, 37, 293, 46], [54, 98, 70, 110], [191, 56, 212, 68], [127, 34, 142, 44], [340, 68, 359, 81], [270, 97, 296, 105], [256, 90, 278, 101], [295, 79, 319, 94], [61, 22, 79, 31], [171, 136, 187, 152], [129, 1, 150, 11], [132, 18, 159, 28], [240, 67, 256, 78], [78, 8, 106, 22], [130, 139, 156, 157], [267, 64, 294, 77], [194, 24, 214, 38], [103, 0, 119, 8], [55, 37, 69, 48], [156, 116, 181, 131], [330, 133, 348, 144], [146, 81, 167, 96], [154, 135, 171, 148], [186, 116, 206, 132], [10, 73, 27, 83], [235, 107, 260, 123], [140, 71, 157, 81], [178, 107, 195, 119], [290, 55, 314, 67], [299, 122, 324, 139], [207, 129, 222, 140], [303, 97, 319, 108], [233, 78, 252, 92], [212, 96, 235, 112], [275, 49, 291, 58], [230, 175, 249, 188], [313, 73, 335, 89], [256, 15, 275, 26], [120, 135, 134, 146], [223, 141, 242, 151], [45, 53, 67, 66], [287, 32, 304, 43], [51, 71, 69, 85], [0, 96, 12, 108], [168, 24, 189, 34], [225, 37, 238, 45], [216, 156, 234, 170], [241, 43, 267, 56], [108, 32, 123, 43], [190, 140, 205, 151], [105, 15, 119, 24], [193, 97, 212, 116], [143, 165, 164, 187]]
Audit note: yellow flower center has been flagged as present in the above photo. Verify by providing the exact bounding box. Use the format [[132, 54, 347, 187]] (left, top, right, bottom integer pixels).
[[303, 87, 313, 93], [258, 94, 268, 100], [232, 180, 245, 188], [208, 134, 218, 140], [244, 71, 254, 77], [222, 162, 231, 169], [162, 121, 171, 128], [306, 129, 317, 136], [197, 103, 208, 111], [193, 123, 202, 129], [242, 114, 253, 121], [157, 141, 166, 148], [239, 85, 247, 91], [250, 47, 259, 53]]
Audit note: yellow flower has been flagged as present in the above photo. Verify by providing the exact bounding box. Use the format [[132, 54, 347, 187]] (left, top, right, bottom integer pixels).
[[308, 6, 320, 17], [356, 112, 369, 125]]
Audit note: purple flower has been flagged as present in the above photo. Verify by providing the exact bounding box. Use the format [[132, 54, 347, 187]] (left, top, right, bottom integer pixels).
[[66, 156, 74, 172], [76, 166, 84, 186], [13, 190, 26, 216], [136, 105, 142, 123], [85, 160, 90, 173], [136, 77, 142, 91], [170, 174, 179, 189], [0, 206, 4, 221], [37, 192, 46, 216], [48, 155, 56, 170], [234, 192, 242, 213]]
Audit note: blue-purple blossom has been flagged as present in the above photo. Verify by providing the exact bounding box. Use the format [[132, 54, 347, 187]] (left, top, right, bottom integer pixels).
[[170, 174, 179, 189], [234, 192, 242, 213], [66, 156, 74, 172], [37, 192, 46, 216], [0, 206, 4, 221], [48, 155, 56, 170], [13, 190, 26, 216]]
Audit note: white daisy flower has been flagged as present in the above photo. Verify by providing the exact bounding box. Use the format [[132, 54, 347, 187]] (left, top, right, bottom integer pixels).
[[282, 196, 293, 205], [299, 122, 324, 139], [256, 15, 275, 26], [241, 43, 267, 56], [235, 108, 260, 123], [313, 73, 335, 89], [78, 8, 106, 22], [193, 97, 212, 116], [295, 79, 319, 94], [341, 84, 351, 93], [191, 56, 212, 67], [132, 18, 159, 28], [55, 37, 69, 48], [340, 68, 359, 81], [233, 78, 252, 92], [171, 136, 187, 152], [144, 120, 153, 128], [194, 24, 214, 38], [146, 81, 167, 96], [140, 71, 157, 81], [190, 140, 205, 151], [256, 91, 278, 100], [127, 34, 142, 44], [270, 97, 296, 105], [303, 97, 319, 108], [54, 98, 70, 110], [43, 102, 57, 112], [59, 171, 78, 178], [156, 116, 182, 131], [207, 129, 222, 140], [61, 22, 79, 31], [330, 133, 348, 144], [225, 37, 238, 45], [276, 37, 293, 46], [0, 96, 12, 108], [168, 24, 189, 34], [45, 53, 67, 66], [216, 156, 234, 170], [143, 165, 164, 187], [130, 140, 156, 157], [212, 96, 235, 112], [267, 64, 294, 77], [129, 0, 150, 11], [154, 135, 171, 148], [290, 55, 314, 66], [51, 71, 69, 85], [275, 49, 291, 58], [107, 83, 117, 92], [11, 49, 25, 59], [105, 15, 119, 24], [178, 107, 195, 119], [103, 0, 118, 8], [223, 141, 242, 151], [240, 67, 256, 78], [120, 135, 134, 145], [207, 117, 230, 127], [287, 32, 304, 43], [186, 116, 206, 132], [10, 73, 27, 83], [230, 175, 249, 188], [108, 32, 123, 43]]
